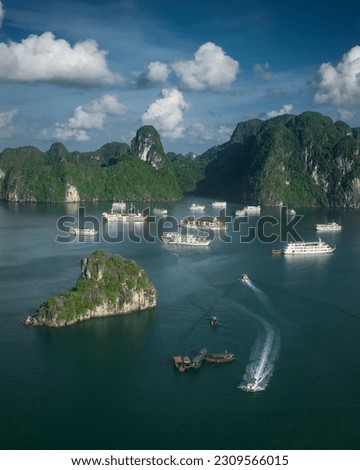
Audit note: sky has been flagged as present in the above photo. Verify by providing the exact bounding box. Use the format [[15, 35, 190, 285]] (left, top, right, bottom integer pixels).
[[0, 0, 359, 155]]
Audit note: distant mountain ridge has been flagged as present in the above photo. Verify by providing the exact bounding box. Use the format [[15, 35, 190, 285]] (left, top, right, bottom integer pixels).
[[1, 113, 360, 206]]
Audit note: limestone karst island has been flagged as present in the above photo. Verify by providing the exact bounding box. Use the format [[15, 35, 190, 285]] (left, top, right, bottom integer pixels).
[[23, 251, 157, 328]]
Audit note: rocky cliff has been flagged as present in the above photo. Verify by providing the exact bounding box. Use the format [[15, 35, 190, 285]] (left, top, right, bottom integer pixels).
[[23, 251, 157, 327], [130, 125, 166, 169], [197, 112, 360, 207]]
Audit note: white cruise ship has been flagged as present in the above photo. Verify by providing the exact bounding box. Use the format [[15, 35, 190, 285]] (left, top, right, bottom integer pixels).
[[211, 201, 227, 208], [315, 221, 342, 232], [188, 203, 206, 211], [103, 206, 147, 222], [162, 232, 211, 246], [70, 228, 98, 236], [180, 216, 225, 230], [283, 238, 335, 255], [102, 211, 122, 221], [153, 208, 168, 215], [244, 205, 261, 213]]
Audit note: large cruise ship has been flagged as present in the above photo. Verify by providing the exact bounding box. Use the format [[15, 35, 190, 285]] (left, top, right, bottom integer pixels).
[[283, 238, 335, 255], [315, 221, 342, 231], [162, 232, 211, 246]]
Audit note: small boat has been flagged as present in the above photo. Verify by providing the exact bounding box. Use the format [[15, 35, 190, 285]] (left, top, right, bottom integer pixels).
[[235, 209, 246, 216], [242, 273, 249, 281], [245, 382, 258, 392], [204, 351, 236, 363], [315, 221, 342, 232], [210, 316, 218, 326], [271, 249, 283, 255], [173, 356, 185, 372]]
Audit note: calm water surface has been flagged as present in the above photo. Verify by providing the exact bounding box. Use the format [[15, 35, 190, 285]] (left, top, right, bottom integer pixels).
[[0, 198, 359, 449]]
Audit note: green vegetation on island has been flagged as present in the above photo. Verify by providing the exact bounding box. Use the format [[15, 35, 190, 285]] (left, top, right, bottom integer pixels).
[[2, 114, 360, 207], [23, 251, 157, 327], [196, 112, 360, 207]]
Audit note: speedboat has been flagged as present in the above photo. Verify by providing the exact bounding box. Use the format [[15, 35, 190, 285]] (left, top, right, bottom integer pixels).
[[246, 382, 257, 392], [242, 273, 249, 281]]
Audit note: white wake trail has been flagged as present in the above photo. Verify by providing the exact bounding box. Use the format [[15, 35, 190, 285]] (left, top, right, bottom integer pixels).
[[238, 280, 280, 392]]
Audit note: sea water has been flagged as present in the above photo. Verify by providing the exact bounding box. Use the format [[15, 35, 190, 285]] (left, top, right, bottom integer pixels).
[[0, 198, 360, 449]]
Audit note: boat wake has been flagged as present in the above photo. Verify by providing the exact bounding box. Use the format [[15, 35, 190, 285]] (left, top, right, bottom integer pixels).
[[238, 281, 280, 393], [242, 279, 269, 305]]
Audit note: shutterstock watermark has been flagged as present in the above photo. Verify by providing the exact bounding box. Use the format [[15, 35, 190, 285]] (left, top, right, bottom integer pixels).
[[55, 207, 303, 244]]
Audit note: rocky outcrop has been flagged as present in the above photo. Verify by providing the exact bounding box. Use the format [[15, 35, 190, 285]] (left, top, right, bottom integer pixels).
[[130, 125, 166, 169], [23, 251, 157, 327], [198, 112, 360, 207], [65, 183, 80, 202]]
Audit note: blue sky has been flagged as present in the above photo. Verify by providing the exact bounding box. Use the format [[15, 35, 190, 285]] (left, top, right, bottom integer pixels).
[[0, 0, 359, 155]]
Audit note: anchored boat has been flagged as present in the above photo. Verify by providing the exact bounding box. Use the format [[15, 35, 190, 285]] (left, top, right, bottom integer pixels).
[[315, 221, 342, 231], [203, 352, 236, 363], [162, 232, 211, 246], [69, 228, 98, 236], [283, 238, 335, 255]]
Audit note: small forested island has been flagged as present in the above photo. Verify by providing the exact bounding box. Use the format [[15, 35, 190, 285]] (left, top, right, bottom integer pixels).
[[23, 251, 157, 328]]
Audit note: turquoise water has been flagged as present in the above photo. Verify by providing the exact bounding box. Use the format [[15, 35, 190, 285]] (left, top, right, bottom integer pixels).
[[0, 198, 360, 449]]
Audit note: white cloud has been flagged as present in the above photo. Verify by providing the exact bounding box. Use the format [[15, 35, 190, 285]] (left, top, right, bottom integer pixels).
[[132, 61, 169, 88], [0, 32, 121, 86], [51, 94, 127, 141], [266, 104, 293, 119], [172, 42, 239, 91], [253, 62, 273, 80], [0, 1, 5, 28], [67, 95, 126, 130], [141, 88, 189, 139], [314, 46, 360, 107], [0, 108, 17, 138], [337, 108, 355, 121], [189, 122, 232, 142], [146, 61, 169, 83], [53, 127, 90, 142]]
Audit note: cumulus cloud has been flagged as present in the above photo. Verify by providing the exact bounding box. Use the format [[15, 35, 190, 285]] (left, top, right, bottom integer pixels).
[[266, 104, 293, 119], [172, 42, 239, 91], [0, 108, 17, 138], [141, 88, 189, 139], [0, 1, 5, 28], [314, 46, 360, 107], [0, 32, 121, 86], [253, 62, 273, 80], [133, 61, 169, 88], [146, 61, 169, 83], [51, 94, 127, 141]]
